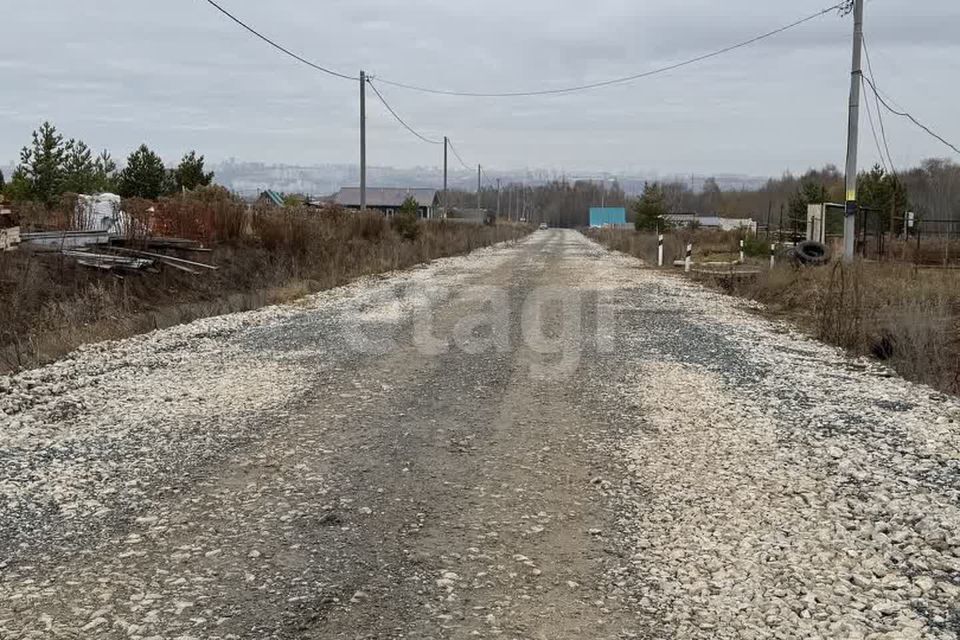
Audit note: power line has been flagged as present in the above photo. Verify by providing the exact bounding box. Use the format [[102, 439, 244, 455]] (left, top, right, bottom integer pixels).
[[861, 76, 889, 173], [201, 0, 357, 81], [861, 75, 960, 156], [374, 2, 847, 97], [861, 37, 896, 174], [366, 80, 443, 145], [203, 0, 845, 101], [480, 167, 499, 191], [446, 139, 471, 171]]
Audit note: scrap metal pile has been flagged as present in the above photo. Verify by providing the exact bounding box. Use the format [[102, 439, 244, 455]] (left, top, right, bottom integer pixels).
[[61, 237, 218, 274], [8, 194, 221, 275]]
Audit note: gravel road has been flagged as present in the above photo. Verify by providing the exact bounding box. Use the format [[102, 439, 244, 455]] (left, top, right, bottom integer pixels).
[[2, 229, 959, 639]]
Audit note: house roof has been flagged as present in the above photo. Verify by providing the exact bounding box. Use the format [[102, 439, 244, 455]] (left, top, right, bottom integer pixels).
[[334, 187, 438, 208], [260, 190, 284, 207]]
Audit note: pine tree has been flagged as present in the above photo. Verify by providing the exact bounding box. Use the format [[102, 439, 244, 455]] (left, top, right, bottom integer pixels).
[[173, 151, 215, 192], [634, 182, 667, 231], [118, 144, 167, 199], [62, 139, 98, 194], [93, 150, 118, 193], [858, 164, 908, 230], [789, 181, 829, 231], [13, 121, 69, 205], [391, 195, 421, 240]]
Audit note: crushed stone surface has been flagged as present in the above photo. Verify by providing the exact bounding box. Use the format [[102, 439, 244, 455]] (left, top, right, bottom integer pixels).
[[0, 230, 958, 639]]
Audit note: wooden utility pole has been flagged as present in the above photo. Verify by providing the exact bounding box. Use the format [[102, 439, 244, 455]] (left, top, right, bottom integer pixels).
[[477, 165, 481, 211], [443, 136, 448, 218], [360, 70, 367, 212], [496, 178, 501, 219], [843, 0, 864, 261]]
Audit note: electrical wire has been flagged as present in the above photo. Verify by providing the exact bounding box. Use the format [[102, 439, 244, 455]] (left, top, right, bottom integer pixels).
[[861, 76, 889, 173], [374, 2, 847, 97], [480, 167, 500, 191], [861, 75, 960, 156], [201, 0, 357, 81], [861, 37, 896, 174], [446, 139, 472, 171], [204, 0, 844, 99], [366, 80, 443, 145]]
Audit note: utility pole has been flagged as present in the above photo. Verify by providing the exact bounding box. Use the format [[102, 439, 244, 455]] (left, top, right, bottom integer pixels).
[[522, 180, 527, 221], [766, 200, 773, 240], [843, 0, 864, 261], [477, 165, 481, 211], [497, 179, 501, 219], [360, 70, 367, 212], [779, 203, 785, 244], [443, 136, 448, 219]]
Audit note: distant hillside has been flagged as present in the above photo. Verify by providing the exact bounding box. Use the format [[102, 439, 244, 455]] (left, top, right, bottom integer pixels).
[[210, 161, 771, 198], [0, 158, 770, 199]]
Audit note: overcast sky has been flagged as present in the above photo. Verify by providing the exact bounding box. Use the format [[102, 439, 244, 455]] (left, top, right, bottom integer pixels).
[[2, 0, 958, 177]]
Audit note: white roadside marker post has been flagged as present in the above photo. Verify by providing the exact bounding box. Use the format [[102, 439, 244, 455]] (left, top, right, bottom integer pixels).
[[658, 234, 664, 267], [685, 243, 692, 273], [739, 239, 745, 264], [770, 243, 776, 269]]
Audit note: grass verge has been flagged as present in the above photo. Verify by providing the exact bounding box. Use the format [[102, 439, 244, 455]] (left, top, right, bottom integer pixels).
[[587, 228, 960, 395]]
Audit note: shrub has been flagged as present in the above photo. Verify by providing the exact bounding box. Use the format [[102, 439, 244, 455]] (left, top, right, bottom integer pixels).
[[391, 196, 420, 241], [742, 234, 770, 258]]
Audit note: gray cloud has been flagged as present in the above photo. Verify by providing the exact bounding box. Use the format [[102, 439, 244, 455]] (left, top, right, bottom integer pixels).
[[1, 0, 957, 177]]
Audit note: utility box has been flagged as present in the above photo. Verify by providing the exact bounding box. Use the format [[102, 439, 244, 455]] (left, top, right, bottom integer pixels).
[[807, 204, 826, 244]]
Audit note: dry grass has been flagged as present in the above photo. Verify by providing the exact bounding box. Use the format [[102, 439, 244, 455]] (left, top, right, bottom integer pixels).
[[585, 227, 755, 265], [731, 262, 960, 392], [589, 228, 960, 395], [882, 236, 960, 266], [0, 193, 530, 372]]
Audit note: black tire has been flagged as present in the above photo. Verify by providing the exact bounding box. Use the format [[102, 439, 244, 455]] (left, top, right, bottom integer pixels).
[[794, 241, 829, 266]]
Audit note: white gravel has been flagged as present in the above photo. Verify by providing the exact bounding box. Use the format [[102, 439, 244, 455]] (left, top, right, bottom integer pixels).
[[0, 240, 518, 563], [3, 230, 960, 639], [598, 256, 960, 639]]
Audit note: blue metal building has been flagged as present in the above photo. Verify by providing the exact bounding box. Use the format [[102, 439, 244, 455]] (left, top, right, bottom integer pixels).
[[589, 207, 627, 228]]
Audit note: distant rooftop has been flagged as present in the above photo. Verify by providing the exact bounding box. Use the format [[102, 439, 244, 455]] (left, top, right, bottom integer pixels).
[[259, 190, 284, 207]]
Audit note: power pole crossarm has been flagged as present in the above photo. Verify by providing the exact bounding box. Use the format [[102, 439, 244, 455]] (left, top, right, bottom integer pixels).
[[843, 0, 864, 261]]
